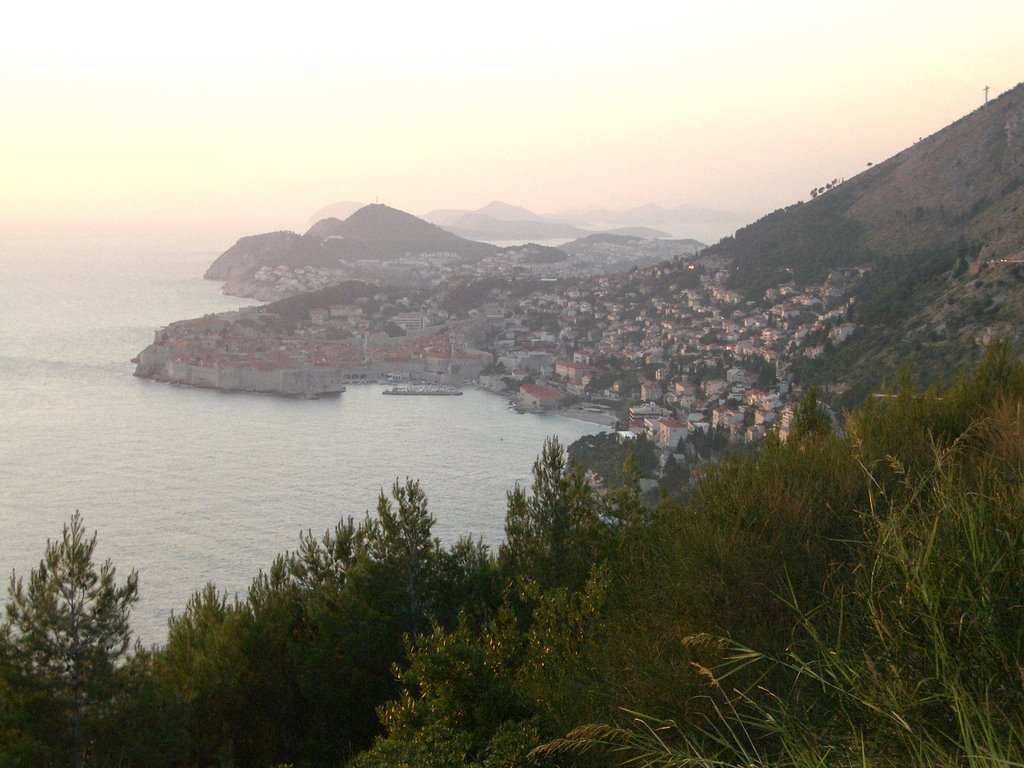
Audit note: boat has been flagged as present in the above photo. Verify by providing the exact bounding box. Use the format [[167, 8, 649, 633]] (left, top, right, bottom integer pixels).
[[383, 384, 463, 396]]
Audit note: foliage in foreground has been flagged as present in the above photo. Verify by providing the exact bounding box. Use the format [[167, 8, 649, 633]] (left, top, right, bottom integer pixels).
[[2, 344, 1024, 767], [0, 512, 138, 768], [542, 342, 1024, 767]]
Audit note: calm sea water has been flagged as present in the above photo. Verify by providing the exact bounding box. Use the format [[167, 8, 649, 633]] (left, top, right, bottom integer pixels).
[[0, 236, 602, 645]]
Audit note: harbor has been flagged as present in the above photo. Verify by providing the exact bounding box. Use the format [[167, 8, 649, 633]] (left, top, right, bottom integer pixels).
[[383, 384, 463, 396]]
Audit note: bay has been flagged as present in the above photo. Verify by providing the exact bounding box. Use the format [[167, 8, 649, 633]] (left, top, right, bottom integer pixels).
[[0, 236, 602, 645]]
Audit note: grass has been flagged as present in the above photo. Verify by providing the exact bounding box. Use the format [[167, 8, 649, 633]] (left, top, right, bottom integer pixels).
[[538, 348, 1024, 767]]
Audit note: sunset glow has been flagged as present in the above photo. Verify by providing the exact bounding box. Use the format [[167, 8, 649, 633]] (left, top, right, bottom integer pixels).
[[2, 0, 1021, 241]]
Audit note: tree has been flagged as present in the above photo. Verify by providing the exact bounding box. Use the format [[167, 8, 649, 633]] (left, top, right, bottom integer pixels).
[[361, 478, 440, 625], [1, 512, 138, 768], [787, 386, 831, 442], [500, 437, 599, 592]]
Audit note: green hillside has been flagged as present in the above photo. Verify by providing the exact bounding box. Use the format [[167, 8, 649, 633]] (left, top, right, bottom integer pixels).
[[702, 83, 1024, 403]]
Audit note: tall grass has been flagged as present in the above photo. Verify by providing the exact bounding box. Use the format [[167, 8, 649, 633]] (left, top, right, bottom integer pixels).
[[539, 347, 1024, 767]]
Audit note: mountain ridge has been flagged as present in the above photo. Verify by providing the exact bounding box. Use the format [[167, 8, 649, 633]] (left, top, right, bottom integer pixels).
[[704, 82, 1024, 403], [419, 200, 739, 241], [712, 82, 1024, 294]]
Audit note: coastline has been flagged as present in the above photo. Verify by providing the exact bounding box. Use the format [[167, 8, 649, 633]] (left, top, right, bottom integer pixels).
[[551, 404, 618, 428]]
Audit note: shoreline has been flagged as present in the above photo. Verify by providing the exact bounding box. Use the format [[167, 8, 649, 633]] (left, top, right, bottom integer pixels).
[[136, 369, 620, 429], [550, 404, 618, 428]]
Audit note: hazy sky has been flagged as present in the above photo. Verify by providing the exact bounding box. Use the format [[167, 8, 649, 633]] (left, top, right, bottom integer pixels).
[[2, 0, 1021, 241]]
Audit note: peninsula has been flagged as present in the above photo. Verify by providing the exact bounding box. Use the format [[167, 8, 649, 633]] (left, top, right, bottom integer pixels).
[[132, 304, 493, 398], [204, 203, 704, 301], [138, 84, 1024, 424]]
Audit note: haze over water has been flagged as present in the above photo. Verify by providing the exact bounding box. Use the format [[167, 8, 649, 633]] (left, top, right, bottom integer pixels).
[[3, 3, 1021, 238], [0, 237, 602, 645]]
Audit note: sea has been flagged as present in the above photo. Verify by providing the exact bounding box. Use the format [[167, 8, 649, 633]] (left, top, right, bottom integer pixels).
[[0, 235, 603, 646]]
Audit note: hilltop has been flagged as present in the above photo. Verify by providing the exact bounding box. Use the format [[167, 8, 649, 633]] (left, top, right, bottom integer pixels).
[[305, 200, 365, 227], [304, 204, 490, 251], [204, 204, 496, 299]]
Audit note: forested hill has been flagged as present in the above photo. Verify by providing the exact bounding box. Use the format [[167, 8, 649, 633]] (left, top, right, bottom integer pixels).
[[698, 83, 1024, 402], [712, 82, 1024, 296]]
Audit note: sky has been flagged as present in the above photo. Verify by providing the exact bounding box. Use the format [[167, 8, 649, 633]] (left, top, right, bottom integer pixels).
[[1, 0, 1022, 242]]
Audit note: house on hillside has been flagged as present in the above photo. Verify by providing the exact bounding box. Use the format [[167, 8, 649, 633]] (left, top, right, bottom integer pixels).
[[640, 380, 663, 402], [657, 418, 688, 449], [518, 382, 562, 411], [555, 358, 590, 384]]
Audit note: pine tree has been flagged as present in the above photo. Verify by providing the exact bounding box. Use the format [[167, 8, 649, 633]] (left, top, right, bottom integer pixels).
[[788, 386, 831, 442], [500, 437, 598, 591], [1, 512, 138, 768], [362, 478, 439, 622]]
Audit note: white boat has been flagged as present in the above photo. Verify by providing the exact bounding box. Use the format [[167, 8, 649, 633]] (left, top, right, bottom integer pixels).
[[382, 385, 463, 396]]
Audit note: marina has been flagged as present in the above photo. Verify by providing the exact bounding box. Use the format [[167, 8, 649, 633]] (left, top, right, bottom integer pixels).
[[383, 384, 463, 396]]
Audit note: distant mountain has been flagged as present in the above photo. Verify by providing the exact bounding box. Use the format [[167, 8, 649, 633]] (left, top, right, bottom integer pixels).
[[305, 204, 488, 251], [558, 233, 704, 271], [601, 226, 673, 238], [420, 200, 741, 242], [422, 201, 586, 241], [562, 233, 648, 248], [421, 200, 539, 225], [552, 203, 753, 227], [445, 214, 589, 241], [706, 82, 1024, 403], [420, 208, 472, 227], [476, 200, 543, 222]]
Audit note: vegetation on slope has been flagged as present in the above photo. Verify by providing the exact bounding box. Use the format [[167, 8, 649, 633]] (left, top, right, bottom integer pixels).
[[697, 85, 1024, 404], [2, 345, 1023, 767], [547, 344, 1024, 768]]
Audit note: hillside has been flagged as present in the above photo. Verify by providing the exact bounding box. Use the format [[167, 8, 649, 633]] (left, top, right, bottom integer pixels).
[[304, 204, 492, 255], [204, 230, 323, 282], [705, 83, 1024, 400], [204, 204, 496, 298], [714, 83, 1024, 290], [11, 349, 1024, 766], [305, 200, 366, 227]]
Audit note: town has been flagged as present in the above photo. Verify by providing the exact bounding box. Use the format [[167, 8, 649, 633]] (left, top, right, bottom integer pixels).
[[135, 245, 865, 465]]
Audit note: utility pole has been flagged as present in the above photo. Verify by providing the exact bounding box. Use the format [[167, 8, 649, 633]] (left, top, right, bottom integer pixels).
[[984, 85, 990, 105]]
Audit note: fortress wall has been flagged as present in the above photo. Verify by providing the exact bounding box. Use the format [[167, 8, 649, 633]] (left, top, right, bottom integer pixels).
[[240, 368, 284, 392]]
